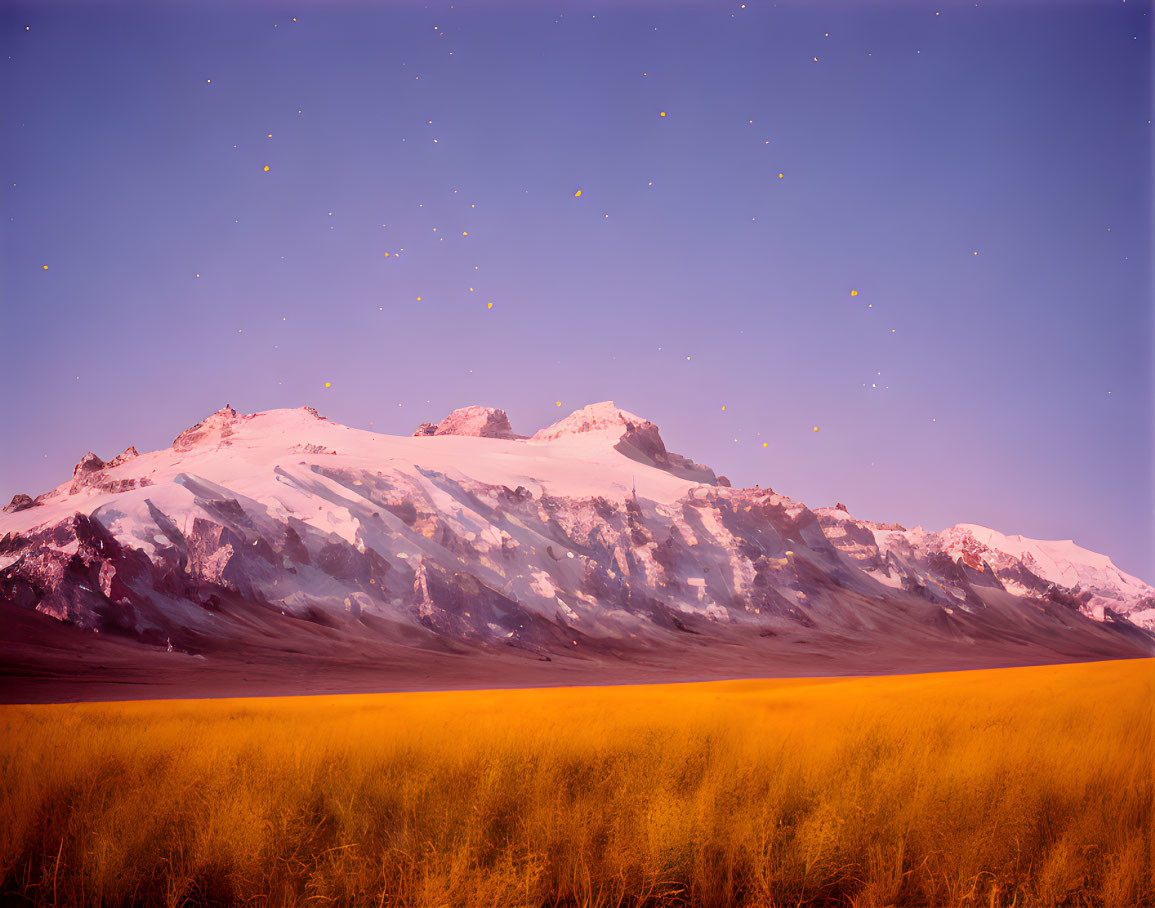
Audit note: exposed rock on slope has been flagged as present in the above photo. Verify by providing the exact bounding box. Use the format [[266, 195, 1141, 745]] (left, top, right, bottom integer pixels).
[[814, 507, 1155, 630], [108, 447, 139, 467], [172, 405, 239, 451], [413, 406, 519, 439], [3, 495, 36, 514]]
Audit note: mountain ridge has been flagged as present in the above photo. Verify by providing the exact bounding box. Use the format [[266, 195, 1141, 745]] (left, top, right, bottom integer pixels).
[[1, 402, 1150, 701]]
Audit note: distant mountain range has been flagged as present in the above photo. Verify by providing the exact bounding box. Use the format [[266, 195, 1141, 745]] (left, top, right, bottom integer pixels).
[[1, 402, 1150, 701]]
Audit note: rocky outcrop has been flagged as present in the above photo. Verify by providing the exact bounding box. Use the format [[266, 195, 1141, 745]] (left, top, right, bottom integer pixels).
[[65, 447, 150, 496], [3, 494, 36, 513], [173, 406, 238, 451], [73, 453, 105, 477], [108, 447, 139, 467], [414, 406, 519, 439], [69, 453, 108, 494]]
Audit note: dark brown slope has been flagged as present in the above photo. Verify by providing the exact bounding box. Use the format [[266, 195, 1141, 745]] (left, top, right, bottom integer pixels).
[[2, 581, 1149, 704]]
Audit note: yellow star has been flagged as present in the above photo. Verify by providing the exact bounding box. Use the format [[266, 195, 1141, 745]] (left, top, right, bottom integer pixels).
[[263, 165, 270, 172], [850, 289, 858, 296], [574, 189, 582, 198]]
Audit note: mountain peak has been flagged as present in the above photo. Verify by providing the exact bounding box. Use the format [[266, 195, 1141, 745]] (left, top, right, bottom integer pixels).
[[72, 452, 106, 477], [172, 406, 238, 451], [532, 401, 718, 485], [413, 406, 518, 439], [107, 447, 139, 468], [530, 401, 651, 443]]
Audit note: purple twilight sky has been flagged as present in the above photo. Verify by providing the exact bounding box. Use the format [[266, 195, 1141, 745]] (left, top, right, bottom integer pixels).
[[1, 0, 1151, 579]]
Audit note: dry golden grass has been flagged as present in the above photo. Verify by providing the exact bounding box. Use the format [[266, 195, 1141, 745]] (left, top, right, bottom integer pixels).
[[1, 658, 1151, 907]]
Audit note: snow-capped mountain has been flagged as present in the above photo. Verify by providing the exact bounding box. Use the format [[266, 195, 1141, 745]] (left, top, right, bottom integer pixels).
[[1, 402, 1150, 698], [813, 509, 1155, 630]]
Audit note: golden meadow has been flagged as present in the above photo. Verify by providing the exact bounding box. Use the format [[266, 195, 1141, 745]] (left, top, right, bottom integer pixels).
[[1, 659, 1151, 907]]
